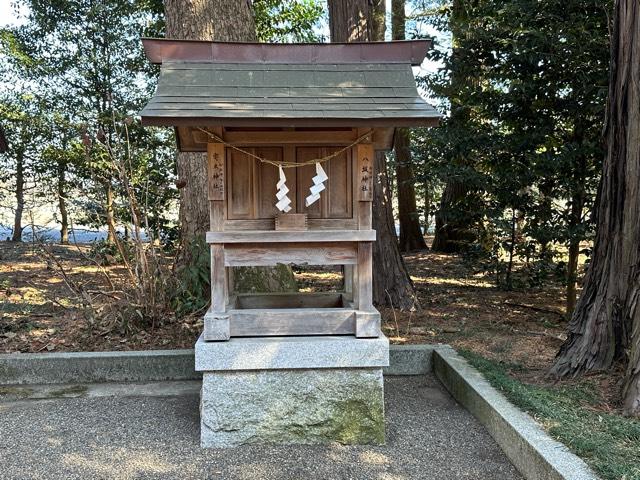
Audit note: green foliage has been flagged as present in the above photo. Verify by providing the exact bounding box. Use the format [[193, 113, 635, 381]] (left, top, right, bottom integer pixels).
[[414, 0, 611, 289], [254, 0, 324, 42], [460, 350, 640, 480], [171, 237, 211, 315]]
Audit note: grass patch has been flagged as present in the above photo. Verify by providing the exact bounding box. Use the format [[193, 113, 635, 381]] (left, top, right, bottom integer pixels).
[[459, 350, 640, 480]]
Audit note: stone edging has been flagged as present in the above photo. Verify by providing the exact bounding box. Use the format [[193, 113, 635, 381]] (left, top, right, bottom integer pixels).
[[0, 343, 600, 480], [432, 345, 599, 480], [0, 344, 433, 385]]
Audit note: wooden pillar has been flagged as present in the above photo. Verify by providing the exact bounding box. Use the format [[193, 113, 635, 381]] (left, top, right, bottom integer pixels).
[[204, 140, 230, 341], [354, 141, 379, 337]]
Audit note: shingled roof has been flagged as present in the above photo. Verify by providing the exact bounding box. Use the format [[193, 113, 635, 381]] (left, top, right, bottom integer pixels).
[[140, 39, 440, 128]]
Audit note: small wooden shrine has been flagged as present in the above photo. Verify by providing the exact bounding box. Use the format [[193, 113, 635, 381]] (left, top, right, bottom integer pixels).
[[141, 39, 439, 342], [140, 38, 439, 448]]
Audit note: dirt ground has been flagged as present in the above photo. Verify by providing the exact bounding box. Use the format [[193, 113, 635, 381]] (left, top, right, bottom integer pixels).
[[1, 238, 609, 405]]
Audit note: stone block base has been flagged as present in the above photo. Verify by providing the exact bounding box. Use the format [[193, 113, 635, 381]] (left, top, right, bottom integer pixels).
[[195, 333, 389, 448], [200, 367, 384, 448]]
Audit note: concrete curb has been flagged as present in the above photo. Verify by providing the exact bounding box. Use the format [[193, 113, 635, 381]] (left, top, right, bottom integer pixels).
[[0, 344, 434, 385], [0, 349, 199, 385], [432, 346, 599, 480]]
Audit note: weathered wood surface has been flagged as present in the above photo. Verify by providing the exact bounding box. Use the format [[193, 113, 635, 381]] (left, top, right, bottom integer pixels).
[[234, 292, 345, 309], [358, 242, 374, 310], [207, 143, 225, 201], [210, 244, 227, 312], [355, 310, 381, 338], [229, 308, 356, 336], [207, 229, 375, 243], [357, 143, 374, 201], [181, 127, 396, 152], [275, 213, 308, 231], [224, 242, 358, 266]]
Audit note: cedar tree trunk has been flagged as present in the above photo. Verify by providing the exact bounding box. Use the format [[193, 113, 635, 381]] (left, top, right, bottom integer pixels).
[[392, 0, 427, 252], [164, 0, 257, 249], [164, 0, 296, 293], [431, 179, 473, 252], [431, 0, 477, 253], [328, 0, 419, 309], [11, 151, 24, 242], [551, 0, 640, 417], [565, 186, 585, 317]]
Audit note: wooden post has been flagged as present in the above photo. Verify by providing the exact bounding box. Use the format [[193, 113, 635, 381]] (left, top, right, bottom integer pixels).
[[205, 140, 230, 340], [356, 143, 374, 230], [207, 142, 225, 231]]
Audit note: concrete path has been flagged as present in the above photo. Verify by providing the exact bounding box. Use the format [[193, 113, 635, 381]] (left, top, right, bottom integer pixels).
[[0, 375, 522, 480]]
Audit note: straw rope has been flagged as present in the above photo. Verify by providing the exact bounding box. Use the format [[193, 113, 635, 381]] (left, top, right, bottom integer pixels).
[[197, 128, 373, 168]]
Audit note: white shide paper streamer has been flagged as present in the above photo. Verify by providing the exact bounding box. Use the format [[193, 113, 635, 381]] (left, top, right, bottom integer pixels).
[[275, 165, 292, 212], [305, 163, 328, 207]]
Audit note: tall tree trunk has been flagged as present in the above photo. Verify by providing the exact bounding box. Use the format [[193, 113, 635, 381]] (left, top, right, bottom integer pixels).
[[394, 129, 427, 251], [392, 0, 427, 252], [11, 152, 24, 242], [565, 188, 585, 317], [164, 0, 257, 253], [328, 0, 419, 309], [57, 161, 69, 244], [105, 181, 116, 244], [431, 0, 477, 253], [328, 0, 372, 42], [431, 179, 473, 252], [164, 0, 296, 293], [551, 0, 640, 417], [372, 152, 419, 309]]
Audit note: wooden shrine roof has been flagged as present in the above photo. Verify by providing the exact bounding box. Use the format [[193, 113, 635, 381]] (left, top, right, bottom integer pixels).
[[140, 39, 441, 128]]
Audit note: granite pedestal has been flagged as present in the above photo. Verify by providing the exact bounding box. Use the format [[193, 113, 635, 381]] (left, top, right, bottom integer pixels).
[[195, 333, 389, 448]]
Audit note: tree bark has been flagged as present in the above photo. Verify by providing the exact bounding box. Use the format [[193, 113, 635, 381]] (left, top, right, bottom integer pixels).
[[164, 0, 296, 293], [565, 187, 585, 317], [164, 0, 257, 251], [57, 161, 69, 244], [431, 179, 474, 252], [431, 0, 477, 253], [372, 152, 419, 309], [392, 0, 427, 252], [551, 0, 640, 417], [328, 0, 372, 42], [328, 0, 419, 309], [11, 152, 24, 242]]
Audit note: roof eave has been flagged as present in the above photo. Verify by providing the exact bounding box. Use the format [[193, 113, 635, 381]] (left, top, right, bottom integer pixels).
[[140, 116, 441, 129]]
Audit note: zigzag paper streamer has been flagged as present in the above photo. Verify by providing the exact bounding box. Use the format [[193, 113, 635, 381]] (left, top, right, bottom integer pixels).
[[305, 162, 328, 207], [275, 165, 292, 212]]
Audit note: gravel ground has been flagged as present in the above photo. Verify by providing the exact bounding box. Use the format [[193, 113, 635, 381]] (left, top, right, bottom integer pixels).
[[0, 375, 522, 480]]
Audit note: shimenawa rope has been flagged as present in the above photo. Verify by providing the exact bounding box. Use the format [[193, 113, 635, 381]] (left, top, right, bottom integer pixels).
[[197, 128, 372, 168]]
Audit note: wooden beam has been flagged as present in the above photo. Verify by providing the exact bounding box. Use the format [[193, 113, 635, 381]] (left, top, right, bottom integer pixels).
[[207, 229, 376, 243], [229, 308, 356, 336], [219, 130, 358, 145], [224, 242, 357, 266], [235, 292, 344, 309]]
